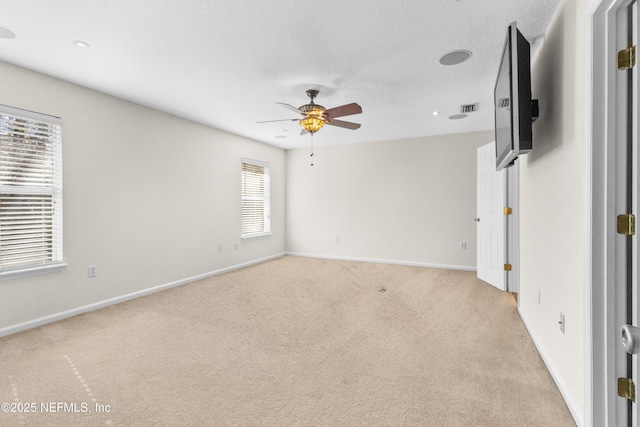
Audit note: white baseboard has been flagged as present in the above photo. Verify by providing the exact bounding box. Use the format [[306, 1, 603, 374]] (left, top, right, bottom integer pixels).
[[285, 252, 477, 272], [0, 253, 285, 338], [518, 310, 584, 427]]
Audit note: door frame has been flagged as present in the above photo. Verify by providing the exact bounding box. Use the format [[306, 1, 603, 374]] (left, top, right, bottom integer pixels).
[[586, 0, 635, 425], [506, 159, 520, 295]]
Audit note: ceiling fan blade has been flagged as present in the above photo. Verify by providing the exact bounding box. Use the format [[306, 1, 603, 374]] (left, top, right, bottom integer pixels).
[[257, 118, 298, 123], [326, 118, 361, 130], [324, 102, 362, 119], [300, 128, 308, 135], [276, 102, 303, 115]]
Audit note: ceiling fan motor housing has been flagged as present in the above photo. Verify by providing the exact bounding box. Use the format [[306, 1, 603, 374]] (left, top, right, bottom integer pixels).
[[300, 89, 325, 118], [299, 103, 325, 116]]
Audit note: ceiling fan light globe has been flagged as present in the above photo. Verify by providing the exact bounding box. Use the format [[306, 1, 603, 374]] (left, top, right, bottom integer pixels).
[[299, 117, 325, 133]]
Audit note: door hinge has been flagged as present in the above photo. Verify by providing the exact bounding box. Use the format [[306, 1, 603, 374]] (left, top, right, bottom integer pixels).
[[504, 207, 512, 215], [617, 213, 636, 236], [618, 45, 636, 70], [618, 377, 636, 402], [504, 263, 512, 271]]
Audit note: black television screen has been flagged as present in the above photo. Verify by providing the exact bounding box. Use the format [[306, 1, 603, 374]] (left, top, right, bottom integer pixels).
[[494, 22, 534, 170]]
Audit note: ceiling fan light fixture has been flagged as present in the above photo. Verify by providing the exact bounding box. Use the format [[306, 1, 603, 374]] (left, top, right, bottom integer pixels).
[[299, 116, 325, 133], [299, 102, 326, 133]]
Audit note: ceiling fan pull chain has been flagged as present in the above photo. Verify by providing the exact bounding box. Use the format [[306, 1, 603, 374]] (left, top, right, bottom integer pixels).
[[310, 133, 314, 166]]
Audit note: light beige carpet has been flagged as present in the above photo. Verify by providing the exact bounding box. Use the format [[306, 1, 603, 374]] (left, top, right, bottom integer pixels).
[[0, 256, 575, 426]]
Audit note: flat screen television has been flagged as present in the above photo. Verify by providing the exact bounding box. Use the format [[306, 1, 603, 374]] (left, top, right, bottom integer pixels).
[[494, 22, 538, 170]]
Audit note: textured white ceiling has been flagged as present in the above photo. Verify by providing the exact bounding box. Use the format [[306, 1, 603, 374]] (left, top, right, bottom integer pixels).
[[0, 0, 560, 149]]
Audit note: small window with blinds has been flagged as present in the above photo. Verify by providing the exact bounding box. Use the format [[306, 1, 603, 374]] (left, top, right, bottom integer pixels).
[[241, 158, 270, 238], [0, 105, 63, 278]]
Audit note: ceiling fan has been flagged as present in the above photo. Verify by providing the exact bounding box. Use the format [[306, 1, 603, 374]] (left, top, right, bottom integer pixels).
[[258, 89, 362, 135]]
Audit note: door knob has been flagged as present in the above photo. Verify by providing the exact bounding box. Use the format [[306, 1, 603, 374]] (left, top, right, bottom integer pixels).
[[621, 324, 640, 354], [474, 218, 480, 222]]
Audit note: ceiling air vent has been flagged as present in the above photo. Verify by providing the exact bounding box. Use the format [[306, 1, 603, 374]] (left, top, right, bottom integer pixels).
[[460, 103, 479, 113]]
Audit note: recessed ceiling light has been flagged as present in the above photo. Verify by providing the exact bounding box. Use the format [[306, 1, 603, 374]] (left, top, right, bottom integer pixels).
[[0, 25, 16, 39], [449, 114, 468, 120], [439, 50, 472, 66], [433, 111, 439, 116], [73, 40, 90, 48]]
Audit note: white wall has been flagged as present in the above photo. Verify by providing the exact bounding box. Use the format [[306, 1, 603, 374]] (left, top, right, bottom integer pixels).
[[518, 0, 586, 422], [0, 60, 286, 333], [286, 131, 494, 269]]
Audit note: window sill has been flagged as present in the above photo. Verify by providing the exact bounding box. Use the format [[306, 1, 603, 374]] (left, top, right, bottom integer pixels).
[[0, 262, 67, 281], [241, 232, 272, 240]]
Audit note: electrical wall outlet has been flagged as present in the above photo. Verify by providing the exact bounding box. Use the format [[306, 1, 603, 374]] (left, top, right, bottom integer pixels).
[[88, 265, 97, 278], [218, 244, 223, 253], [459, 242, 467, 250], [234, 242, 238, 250]]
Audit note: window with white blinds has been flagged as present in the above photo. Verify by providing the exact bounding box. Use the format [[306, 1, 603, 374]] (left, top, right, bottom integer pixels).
[[0, 105, 63, 274], [241, 159, 270, 238]]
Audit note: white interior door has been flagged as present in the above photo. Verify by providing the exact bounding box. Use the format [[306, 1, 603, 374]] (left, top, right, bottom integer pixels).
[[477, 142, 506, 291]]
